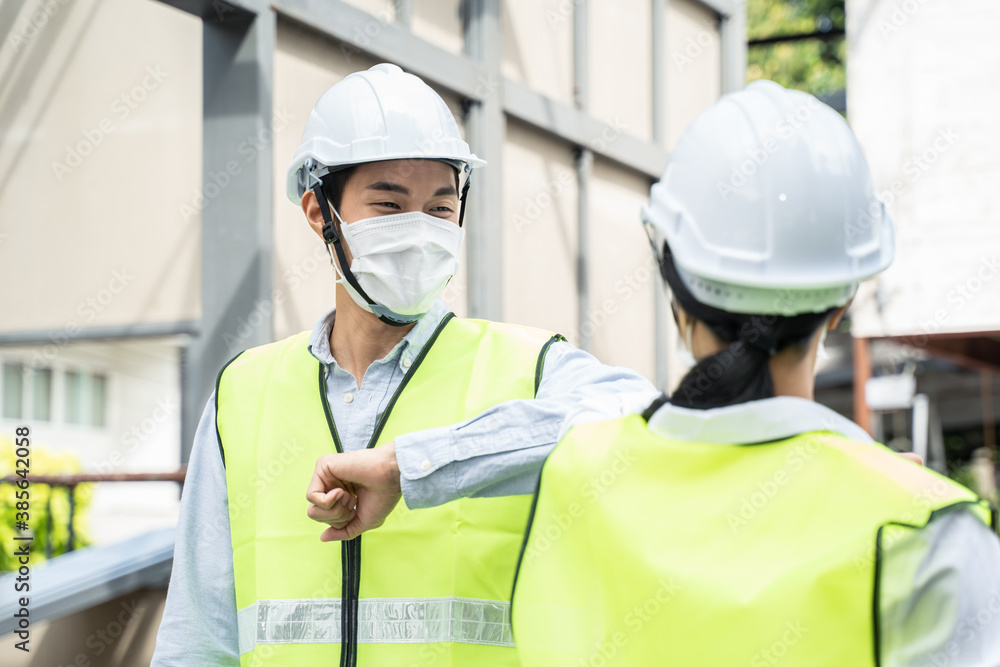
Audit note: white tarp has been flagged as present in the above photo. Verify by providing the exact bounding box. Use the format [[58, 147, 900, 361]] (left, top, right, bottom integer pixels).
[[847, 0, 1000, 339]]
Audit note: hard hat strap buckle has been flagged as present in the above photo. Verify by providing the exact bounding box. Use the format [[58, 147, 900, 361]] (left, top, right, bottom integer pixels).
[[457, 169, 472, 228]]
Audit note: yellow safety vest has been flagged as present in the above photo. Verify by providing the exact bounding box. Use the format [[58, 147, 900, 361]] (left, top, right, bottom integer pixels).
[[512, 413, 997, 666], [218, 313, 561, 666]]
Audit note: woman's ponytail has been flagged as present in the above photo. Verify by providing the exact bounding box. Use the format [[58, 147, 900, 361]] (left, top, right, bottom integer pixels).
[[660, 243, 836, 410]]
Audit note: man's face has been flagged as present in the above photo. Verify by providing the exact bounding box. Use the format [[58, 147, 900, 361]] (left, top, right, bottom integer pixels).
[[339, 159, 460, 226]]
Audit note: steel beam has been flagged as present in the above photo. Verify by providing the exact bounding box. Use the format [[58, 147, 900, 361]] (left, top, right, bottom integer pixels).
[[574, 0, 592, 352], [504, 81, 668, 179], [157, 0, 258, 21], [275, 0, 487, 101], [694, 0, 739, 17], [463, 0, 505, 320], [652, 0, 671, 392], [0, 321, 198, 346], [271, 0, 669, 180], [394, 0, 412, 29], [179, 6, 276, 463], [720, 0, 748, 94]]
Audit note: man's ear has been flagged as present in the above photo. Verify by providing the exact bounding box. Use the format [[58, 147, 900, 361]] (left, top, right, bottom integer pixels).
[[301, 190, 326, 240]]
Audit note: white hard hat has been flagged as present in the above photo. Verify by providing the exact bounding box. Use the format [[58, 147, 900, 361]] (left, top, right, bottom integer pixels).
[[286, 63, 486, 205], [643, 80, 894, 316]]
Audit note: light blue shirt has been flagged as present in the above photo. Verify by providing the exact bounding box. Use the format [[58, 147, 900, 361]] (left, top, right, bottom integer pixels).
[[151, 301, 657, 665]]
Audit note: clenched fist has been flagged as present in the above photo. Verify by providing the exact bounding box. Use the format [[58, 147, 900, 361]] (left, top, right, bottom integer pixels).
[[306, 443, 403, 541]]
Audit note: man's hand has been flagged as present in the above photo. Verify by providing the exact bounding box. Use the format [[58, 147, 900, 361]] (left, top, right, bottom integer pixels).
[[306, 443, 402, 542]]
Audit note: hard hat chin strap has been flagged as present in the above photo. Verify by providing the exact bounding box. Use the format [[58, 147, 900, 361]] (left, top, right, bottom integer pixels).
[[457, 170, 471, 228], [309, 182, 412, 327]]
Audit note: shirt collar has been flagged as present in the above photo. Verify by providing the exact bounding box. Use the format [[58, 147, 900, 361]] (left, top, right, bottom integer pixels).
[[307, 299, 452, 369], [646, 396, 874, 445]]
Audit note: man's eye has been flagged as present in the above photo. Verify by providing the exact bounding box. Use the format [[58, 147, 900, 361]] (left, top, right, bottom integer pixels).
[[431, 206, 454, 213], [376, 201, 400, 209]]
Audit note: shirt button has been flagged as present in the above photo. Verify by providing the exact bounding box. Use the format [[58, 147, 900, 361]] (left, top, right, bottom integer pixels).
[[344, 392, 354, 404], [402, 358, 412, 369], [420, 460, 432, 471]]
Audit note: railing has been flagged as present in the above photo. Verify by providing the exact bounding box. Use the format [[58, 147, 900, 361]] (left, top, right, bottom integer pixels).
[[0, 469, 186, 556]]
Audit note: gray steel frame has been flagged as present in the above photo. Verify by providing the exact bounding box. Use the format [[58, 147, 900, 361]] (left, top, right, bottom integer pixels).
[[160, 0, 276, 461], [0, 321, 198, 346], [150, 0, 746, 461]]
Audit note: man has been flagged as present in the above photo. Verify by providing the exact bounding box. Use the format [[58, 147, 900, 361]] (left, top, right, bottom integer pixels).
[[151, 64, 654, 666]]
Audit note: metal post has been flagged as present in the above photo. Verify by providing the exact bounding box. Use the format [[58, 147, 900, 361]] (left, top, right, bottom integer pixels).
[[182, 8, 275, 462], [853, 337, 872, 435], [67, 484, 76, 552], [394, 0, 412, 28], [652, 0, 670, 390], [462, 0, 504, 320], [911, 393, 929, 464], [983, 371, 997, 453], [574, 0, 593, 352], [720, 1, 747, 94], [44, 491, 53, 559]]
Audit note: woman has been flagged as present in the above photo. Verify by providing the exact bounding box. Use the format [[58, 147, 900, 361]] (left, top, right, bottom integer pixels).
[[511, 81, 1000, 666]]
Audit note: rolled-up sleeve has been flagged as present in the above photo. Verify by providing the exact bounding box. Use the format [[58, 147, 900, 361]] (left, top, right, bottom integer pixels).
[[151, 395, 240, 666], [395, 341, 658, 509]]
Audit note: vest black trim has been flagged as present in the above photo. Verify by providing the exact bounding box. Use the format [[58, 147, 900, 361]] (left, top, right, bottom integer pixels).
[[534, 334, 567, 396], [214, 351, 246, 470]]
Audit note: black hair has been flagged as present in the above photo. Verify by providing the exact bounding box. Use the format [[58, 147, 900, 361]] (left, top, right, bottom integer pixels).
[[319, 166, 356, 212], [659, 242, 838, 410]]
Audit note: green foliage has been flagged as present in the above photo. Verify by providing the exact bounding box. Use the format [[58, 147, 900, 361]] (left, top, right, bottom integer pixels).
[[1, 438, 93, 571], [748, 0, 845, 41], [747, 0, 846, 98]]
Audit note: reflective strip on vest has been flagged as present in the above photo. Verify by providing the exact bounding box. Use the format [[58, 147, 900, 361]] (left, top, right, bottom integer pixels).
[[237, 597, 514, 654]]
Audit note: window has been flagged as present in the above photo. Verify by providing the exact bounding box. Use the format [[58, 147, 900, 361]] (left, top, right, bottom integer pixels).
[[3, 363, 23, 419], [2, 364, 104, 427], [31, 368, 52, 421], [65, 370, 84, 424], [65, 370, 108, 427], [92, 374, 107, 428]]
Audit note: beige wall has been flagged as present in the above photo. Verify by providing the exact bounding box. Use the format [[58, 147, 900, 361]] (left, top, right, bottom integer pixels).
[[501, 0, 575, 106], [664, 0, 723, 150], [0, 0, 201, 333], [586, 158, 658, 374], [502, 120, 579, 338], [848, 0, 1000, 338], [590, 0, 653, 142], [412, 0, 465, 55]]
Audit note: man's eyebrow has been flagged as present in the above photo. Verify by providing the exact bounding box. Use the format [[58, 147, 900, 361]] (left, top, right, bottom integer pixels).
[[365, 181, 410, 195], [432, 185, 458, 197]]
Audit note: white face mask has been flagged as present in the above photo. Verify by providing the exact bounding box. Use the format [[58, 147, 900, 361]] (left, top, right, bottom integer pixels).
[[333, 208, 464, 322]]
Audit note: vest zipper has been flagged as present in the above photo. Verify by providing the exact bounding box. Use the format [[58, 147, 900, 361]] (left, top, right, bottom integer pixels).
[[318, 363, 355, 667], [318, 314, 455, 667]]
